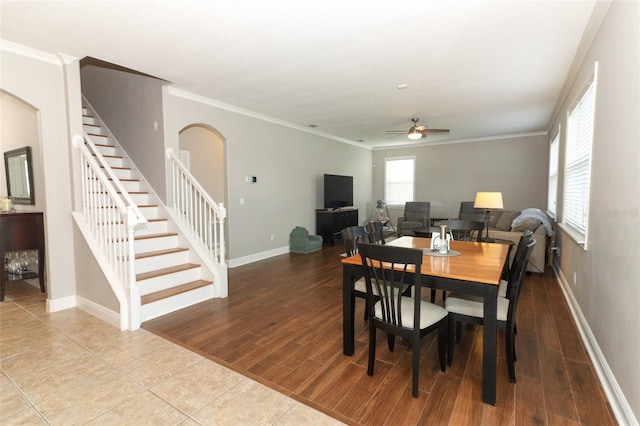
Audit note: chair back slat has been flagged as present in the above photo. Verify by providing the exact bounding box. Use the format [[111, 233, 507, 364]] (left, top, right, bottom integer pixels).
[[365, 221, 386, 245], [341, 226, 367, 256], [506, 239, 536, 321], [358, 243, 422, 330]]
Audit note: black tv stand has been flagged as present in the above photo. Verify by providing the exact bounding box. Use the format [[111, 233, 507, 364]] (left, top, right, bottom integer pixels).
[[316, 208, 358, 246]]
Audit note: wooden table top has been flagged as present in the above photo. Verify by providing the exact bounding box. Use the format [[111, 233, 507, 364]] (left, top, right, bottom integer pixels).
[[341, 236, 509, 285]]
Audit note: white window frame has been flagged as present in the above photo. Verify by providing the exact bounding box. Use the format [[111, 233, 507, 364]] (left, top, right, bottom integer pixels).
[[547, 129, 560, 218], [384, 156, 415, 206], [562, 63, 597, 247]]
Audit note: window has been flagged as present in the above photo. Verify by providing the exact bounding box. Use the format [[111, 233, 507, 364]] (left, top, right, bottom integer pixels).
[[547, 131, 559, 217], [563, 65, 597, 239], [384, 157, 415, 205]]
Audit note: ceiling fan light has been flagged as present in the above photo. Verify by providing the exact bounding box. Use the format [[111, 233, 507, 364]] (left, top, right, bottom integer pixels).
[[407, 128, 422, 140]]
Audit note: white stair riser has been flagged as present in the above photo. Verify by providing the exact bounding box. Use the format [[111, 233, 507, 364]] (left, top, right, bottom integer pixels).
[[135, 220, 168, 236], [110, 168, 135, 180], [126, 193, 150, 205], [103, 156, 125, 168], [138, 267, 202, 295], [94, 144, 118, 157], [83, 116, 97, 126], [117, 180, 142, 193], [137, 206, 160, 219], [134, 235, 179, 253], [140, 284, 214, 322], [83, 125, 107, 136], [135, 250, 190, 275]]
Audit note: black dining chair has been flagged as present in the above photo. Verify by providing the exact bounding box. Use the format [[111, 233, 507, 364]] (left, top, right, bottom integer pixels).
[[341, 226, 375, 320], [365, 221, 386, 245], [440, 219, 484, 242], [358, 242, 447, 398], [445, 239, 536, 383]]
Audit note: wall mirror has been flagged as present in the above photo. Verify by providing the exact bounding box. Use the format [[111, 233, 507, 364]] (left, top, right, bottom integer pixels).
[[4, 146, 35, 205]]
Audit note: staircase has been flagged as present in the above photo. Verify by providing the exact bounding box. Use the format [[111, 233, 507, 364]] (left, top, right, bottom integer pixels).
[[74, 100, 225, 328]]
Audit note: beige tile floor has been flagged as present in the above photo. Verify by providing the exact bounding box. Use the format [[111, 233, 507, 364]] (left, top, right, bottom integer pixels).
[[0, 280, 344, 425]]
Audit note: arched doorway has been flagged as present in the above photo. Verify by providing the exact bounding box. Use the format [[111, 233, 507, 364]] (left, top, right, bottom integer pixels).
[[177, 124, 226, 209]]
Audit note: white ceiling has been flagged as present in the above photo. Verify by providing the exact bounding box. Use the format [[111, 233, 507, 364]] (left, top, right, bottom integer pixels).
[[1, 1, 600, 148]]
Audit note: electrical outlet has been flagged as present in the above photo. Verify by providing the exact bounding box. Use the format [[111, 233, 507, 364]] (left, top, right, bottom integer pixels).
[[270, 234, 275, 241], [573, 272, 577, 285]]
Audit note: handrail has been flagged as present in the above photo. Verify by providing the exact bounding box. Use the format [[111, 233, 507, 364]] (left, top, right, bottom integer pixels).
[[83, 130, 147, 225], [73, 134, 142, 329], [166, 148, 226, 265]]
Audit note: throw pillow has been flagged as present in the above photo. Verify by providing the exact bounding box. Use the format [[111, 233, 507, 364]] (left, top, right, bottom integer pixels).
[[512, 218, 542, 232], [496, 209, 520, 231], [489, 210, 503, 228]]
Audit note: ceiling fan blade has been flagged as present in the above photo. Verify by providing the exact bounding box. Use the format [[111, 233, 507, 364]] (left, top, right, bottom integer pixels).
[[421, 128, 450, 133], [387, 133, 406, 139]]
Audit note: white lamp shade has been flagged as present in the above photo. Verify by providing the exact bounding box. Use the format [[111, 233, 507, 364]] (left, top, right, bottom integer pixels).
[[474, 192, 504, 210]]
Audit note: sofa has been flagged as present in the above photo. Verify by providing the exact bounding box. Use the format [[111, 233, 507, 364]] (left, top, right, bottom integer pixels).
[[480, 208, 553, 273]]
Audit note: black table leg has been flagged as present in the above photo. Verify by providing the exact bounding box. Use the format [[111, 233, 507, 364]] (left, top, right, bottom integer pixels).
[[342, 265, 355, 355], [482, 287, 498, 405]]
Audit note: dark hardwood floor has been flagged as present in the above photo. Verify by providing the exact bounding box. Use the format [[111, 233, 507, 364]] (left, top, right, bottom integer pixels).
[[143, 242, 616, 425]]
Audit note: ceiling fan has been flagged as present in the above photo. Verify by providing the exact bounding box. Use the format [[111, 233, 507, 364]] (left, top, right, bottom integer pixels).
[[385, 118, 450, 140]]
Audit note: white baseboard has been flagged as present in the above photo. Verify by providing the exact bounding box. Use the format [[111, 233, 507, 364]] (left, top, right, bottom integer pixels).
[[46, 294, 120, 329], [228, 246, 290, 268], [47, 295, 77, 313], [554, 266, 638, 426], [75, 296, 121, 328]]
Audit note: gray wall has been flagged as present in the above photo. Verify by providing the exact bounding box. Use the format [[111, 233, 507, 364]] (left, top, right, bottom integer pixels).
[[162, 90, 373, 262], [372, 134, 548, 221], [80, 64, 167, 201], [549, 1, 639, 421]]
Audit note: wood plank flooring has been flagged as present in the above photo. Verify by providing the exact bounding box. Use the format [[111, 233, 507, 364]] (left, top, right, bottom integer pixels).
[[143, 242, 616, 425]]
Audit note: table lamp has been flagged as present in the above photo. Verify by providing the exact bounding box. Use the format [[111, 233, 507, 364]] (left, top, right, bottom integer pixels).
[[474, 192, 503, 242]]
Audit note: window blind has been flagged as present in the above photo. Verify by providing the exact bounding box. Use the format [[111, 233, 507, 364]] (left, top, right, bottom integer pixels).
[[385, 157, 415, 205], [547, 132, 559, 217], [564, 76, 596, 235]]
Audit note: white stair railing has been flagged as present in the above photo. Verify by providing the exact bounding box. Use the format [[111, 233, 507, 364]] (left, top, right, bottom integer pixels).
[[166, 148, 226, 266], [72, 134, 147, 330]]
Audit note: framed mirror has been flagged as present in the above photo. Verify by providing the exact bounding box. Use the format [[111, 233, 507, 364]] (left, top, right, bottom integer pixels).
[[4, 146, 35, 205]]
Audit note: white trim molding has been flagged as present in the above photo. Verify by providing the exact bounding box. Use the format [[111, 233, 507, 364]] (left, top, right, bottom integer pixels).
[[554, 266, 638, 426]]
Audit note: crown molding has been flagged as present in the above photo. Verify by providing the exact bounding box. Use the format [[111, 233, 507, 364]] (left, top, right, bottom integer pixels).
[[372, 131, 548, 151], [166, 86, 370, 150], [0, 39, 64, 65]]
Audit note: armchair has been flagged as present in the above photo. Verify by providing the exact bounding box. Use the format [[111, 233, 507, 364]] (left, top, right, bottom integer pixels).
[[397, 202, 430, 237], [289, 226, 323, 254]]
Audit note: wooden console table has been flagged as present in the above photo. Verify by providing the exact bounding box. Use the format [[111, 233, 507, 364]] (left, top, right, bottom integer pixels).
[[0, 212, 46, 301], [316, 208, 358, 245]]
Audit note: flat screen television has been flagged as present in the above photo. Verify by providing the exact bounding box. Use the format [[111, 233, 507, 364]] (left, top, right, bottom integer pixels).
[[324, 174, 353, 209]]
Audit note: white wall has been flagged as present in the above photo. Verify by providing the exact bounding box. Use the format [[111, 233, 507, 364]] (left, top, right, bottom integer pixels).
[[179, 125, 226, 203], [372, 134, 548, 221], [0, 91, 44, 211], [0, 47, 78, 303], [549, 2, 639, 423], [163, 89, 373, 262]]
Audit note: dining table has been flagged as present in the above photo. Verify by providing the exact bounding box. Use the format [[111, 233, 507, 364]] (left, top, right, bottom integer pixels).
[[341, 236, 510, 405]]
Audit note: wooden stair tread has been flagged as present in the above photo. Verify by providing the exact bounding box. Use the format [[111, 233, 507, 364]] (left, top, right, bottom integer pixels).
[[137, 263, 200, 281], [136, 247, 188, 259], [141, 279, 212, 305], [87, 133, 107, 138], [134, 232, 177, 241]]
